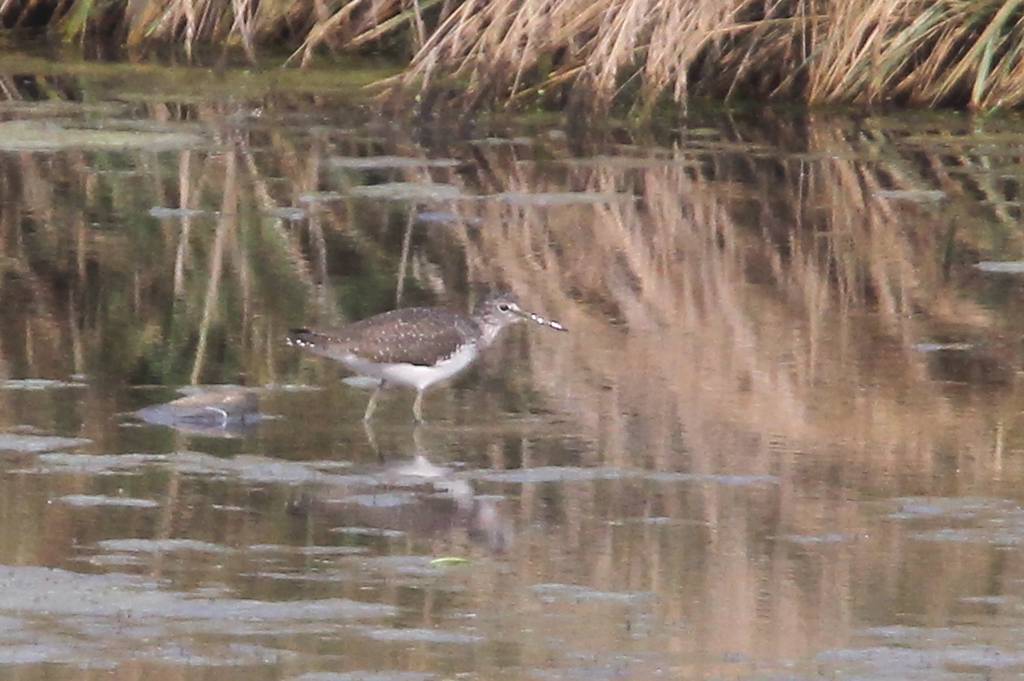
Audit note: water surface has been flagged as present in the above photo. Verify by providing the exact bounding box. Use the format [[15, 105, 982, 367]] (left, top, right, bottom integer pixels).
[[3, 51, 1024, 680]]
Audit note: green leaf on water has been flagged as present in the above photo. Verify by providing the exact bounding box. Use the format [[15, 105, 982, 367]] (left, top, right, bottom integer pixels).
[[430, 557, 470, 567]]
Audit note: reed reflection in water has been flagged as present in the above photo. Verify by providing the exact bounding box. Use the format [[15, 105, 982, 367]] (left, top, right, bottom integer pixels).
[[2, 69, 1024, 679]]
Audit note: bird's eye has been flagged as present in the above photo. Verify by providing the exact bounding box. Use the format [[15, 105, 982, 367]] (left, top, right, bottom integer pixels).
[[498, 304, 510, 312]]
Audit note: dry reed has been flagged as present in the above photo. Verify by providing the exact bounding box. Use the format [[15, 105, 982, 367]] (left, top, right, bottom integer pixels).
[[5, 1, 1024, 110]]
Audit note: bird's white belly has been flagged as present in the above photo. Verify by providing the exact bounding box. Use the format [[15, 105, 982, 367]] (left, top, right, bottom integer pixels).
[[343, 344, 478, 391]]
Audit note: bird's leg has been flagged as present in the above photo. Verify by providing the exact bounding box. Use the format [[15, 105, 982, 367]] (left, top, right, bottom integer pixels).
[[363, 382, 383, 422], [363, 419, 382, 462], [413, 390, 425, 423]]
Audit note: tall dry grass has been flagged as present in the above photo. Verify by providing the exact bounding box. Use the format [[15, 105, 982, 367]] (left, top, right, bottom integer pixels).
[[5, 1, 1024, 110], [397, 0, 1024, 110]]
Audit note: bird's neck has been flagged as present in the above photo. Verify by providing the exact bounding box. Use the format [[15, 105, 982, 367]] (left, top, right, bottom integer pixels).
[[477, 321, 507, 348]]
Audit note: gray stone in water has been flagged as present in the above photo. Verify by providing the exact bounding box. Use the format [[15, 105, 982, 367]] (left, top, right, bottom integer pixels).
[[133, 388, 263, 437]]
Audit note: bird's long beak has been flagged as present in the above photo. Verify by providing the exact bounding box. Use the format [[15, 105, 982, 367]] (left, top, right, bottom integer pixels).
[[513, 304, 568, 332]]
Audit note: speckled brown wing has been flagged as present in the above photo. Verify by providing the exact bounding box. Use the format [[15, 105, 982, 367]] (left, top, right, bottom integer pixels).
[[288, 307, 481, 367]]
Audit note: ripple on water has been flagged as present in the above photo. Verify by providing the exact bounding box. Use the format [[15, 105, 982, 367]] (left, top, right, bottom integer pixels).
[[287, 673, 436, 681], [354, 626, 485, 645], [95, 538, 234, 554], [57, 495, 159, 509], [1, 378, 87, 391], [329, 155, 460, 170], [471, 466, 637, 484], [490, 191, 634, 206], [818, 645, 1024, 674], [0, 565, 397, 627], [348, 182, 464, 201], [531, 583, 654, 605], [0, 434, 92, 453], [888, 496, 1017, 520]]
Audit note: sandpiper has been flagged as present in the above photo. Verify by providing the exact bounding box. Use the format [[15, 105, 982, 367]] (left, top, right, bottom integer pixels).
[[286, 293, 567, 421]]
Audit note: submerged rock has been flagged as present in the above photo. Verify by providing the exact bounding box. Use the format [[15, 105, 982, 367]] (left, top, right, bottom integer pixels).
[[132, 388, 264, 438]]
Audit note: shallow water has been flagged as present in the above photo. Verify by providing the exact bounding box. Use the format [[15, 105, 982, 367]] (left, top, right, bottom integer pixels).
[[5, 50, 1024, 680]]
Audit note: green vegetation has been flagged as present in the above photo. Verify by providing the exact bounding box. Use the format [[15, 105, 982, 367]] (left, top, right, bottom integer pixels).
[[6, 1, 1024, 111]]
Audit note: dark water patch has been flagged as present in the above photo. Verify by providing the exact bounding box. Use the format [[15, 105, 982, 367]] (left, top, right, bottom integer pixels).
[[57, 494, 159, 509], [0, 434, 92, 453]]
